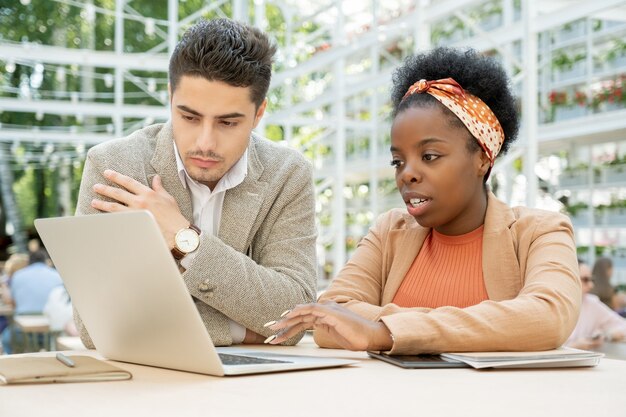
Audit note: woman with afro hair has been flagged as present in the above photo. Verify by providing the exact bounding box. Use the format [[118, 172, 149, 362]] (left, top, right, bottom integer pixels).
[[265, 47, 581, 354]]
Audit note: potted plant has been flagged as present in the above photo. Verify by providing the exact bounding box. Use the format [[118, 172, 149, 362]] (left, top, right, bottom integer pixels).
[[560, 162, 590, 186], [565, 201, 590, 226], [552, 50, 587, 82], [555, 20, 586, 43], [605, 199, 626, 224], [604, 155, 626, 183]]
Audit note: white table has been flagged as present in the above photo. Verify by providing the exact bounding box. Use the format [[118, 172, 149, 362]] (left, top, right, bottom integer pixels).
[[596, 341, 626, 360], [12, 315, 56, 352], [2, 338, 626, 417], [55, 336, 86, 351]]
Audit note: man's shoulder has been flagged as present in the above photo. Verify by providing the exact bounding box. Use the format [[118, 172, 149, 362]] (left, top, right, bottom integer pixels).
[[251, 133, 310, 170], [11, 264, 37, 284], [87, 123, 164, 159]]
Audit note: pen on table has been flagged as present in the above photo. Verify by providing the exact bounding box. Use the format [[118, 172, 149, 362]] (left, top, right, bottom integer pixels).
[[56, 353, 76, 368]]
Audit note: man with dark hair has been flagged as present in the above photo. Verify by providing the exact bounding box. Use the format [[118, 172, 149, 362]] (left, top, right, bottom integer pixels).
[[28, 248, 50, 266], [74, 18, 316, 347]]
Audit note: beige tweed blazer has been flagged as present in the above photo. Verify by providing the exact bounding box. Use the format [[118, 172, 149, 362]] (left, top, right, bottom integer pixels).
[[74, 122, 317, 347], [316, 192, 581, 354]]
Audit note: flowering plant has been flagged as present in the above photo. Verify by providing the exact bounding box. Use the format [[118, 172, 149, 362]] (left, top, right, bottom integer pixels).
[[548, 90, 568, 105]]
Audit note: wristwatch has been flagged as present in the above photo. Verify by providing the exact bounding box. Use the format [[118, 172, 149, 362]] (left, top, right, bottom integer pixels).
[[171, 224, 201, 260]]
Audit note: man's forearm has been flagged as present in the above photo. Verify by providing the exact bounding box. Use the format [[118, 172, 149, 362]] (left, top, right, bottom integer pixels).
[[183, 234, 316, 343]]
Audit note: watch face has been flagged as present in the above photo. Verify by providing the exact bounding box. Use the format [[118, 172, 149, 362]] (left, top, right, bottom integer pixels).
[[176, 228, 200, 253]]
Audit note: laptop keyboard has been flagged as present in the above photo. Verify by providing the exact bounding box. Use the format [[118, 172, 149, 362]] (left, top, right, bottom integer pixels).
[[218, 353, 291, 366]]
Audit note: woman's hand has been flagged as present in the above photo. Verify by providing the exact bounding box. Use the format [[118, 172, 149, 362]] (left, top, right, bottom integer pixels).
[[265, 301, 394, 351], [569, 336, 605, 351], [609, 330, 625, 342]]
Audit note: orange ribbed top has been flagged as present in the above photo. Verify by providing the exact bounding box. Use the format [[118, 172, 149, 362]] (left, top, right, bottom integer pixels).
[[392, 225, 488, 308]]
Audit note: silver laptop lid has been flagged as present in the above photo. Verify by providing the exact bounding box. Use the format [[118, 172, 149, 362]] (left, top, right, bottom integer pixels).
[[35, 211, 226, 375]]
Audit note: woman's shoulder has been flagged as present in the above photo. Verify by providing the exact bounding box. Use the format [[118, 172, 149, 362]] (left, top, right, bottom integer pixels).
[[486, 193, 572, 236], [509, 205, 573, 234], [486, 193, 574, 247]]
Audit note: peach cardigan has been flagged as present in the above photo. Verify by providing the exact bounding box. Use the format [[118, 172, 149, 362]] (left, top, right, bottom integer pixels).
[[316, 193, 581, 354]]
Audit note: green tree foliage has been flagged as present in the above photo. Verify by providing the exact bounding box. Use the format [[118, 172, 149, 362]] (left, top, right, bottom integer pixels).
[[12, 167, 37, 229], [0, 0, 324, 245]]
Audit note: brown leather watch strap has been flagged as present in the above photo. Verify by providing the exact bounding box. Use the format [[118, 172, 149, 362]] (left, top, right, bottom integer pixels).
[[171, 246, 186, 260]]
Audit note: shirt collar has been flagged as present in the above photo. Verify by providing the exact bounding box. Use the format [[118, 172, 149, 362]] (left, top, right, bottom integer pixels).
[[173, 141, 248, 193]]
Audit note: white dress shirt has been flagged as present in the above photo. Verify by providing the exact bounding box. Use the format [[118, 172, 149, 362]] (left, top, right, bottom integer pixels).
[[174, 142, 248, 344]]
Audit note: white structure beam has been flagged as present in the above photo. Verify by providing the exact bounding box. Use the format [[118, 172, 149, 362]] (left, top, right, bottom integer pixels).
[[0, 42, 168, 71], [535, 0, 626, 32], [0, 98, 169, 119], [0, 129, 112, 145], [538, 109, 626, 149]]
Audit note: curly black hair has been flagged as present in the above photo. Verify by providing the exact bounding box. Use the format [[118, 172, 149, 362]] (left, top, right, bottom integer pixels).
[[390, 47, 519, 156]]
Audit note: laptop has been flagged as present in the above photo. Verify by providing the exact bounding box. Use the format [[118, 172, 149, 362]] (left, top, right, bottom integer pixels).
[[35, 211, 357, 376]]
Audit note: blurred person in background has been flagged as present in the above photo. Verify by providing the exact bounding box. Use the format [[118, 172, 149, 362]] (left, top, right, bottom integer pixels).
[[615, 291, 626, 318], [43, 286, 78, 337], [0, 253, 30, 306], [0, 253, 30, 337], [566, 259, 626, 350], [1, 249, 63, 354], [27, 238, 41, 255], [590, 257, 617, 310]]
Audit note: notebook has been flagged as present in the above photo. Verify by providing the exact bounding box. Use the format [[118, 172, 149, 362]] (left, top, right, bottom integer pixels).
[[441, 348, 604, 369], [0, 355, 131, 384], [35, 211, 357, 376]]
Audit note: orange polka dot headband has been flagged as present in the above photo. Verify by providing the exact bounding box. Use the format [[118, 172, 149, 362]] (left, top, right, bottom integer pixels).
[[402, 77, 504, 166]]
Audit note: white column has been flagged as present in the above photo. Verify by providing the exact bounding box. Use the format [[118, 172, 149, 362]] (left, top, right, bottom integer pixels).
[[253, 0, 267, 137], [168, 0, 178, 56], [58, 159, 72, 217], [284, 10, 294, 146], [502, 0, 514, 76], [233, 0, 249, 23], [501, 0, 515, 205], [415, 0, 431, 51], [81, 0, 96, 128], [332, 0, 346, 276], [522, 0, 538, 208], [588, 149, 596, 266], [166, 0, 178, 121], [369, 0, 379, 218], [114, 0, 125, 137], [254, 0, 266, 29]]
